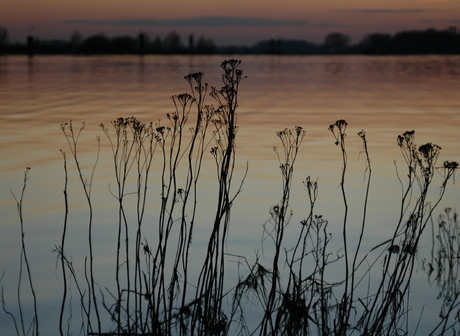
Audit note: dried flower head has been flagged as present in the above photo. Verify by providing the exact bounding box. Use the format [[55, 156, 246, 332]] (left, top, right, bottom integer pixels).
[[443, 161, 459, 170]]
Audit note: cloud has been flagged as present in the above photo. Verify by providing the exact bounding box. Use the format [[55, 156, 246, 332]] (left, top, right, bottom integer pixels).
[[335, 9, 434, 14], [67, 16, 313, 28], [423, 18, 460, 24]]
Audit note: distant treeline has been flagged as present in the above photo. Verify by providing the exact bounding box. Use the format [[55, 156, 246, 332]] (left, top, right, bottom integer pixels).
[[0, 26, 459, 55]]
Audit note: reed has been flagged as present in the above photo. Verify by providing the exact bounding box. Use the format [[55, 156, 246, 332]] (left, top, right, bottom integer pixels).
[[2, 59, 459, 336]]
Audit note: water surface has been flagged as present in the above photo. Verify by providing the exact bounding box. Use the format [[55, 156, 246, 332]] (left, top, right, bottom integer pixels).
[[1, 55, 459, 334]]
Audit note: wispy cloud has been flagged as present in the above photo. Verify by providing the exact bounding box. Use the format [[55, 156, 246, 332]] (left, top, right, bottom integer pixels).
[[423, 18, 460, 24], [67, 16, 314, 28], [335, 9, 435, 14]]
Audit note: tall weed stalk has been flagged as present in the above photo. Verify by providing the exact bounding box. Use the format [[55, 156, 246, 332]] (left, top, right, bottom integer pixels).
[[425, 207, 460, 334], [3, 168, 40, 336], [56, 59, 245, 335], [60, 121, 102, 335], [3, 60, 460, 336]]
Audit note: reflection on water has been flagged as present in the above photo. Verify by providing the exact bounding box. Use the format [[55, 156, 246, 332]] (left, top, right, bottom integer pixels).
[[0, 55, 460, 334], [423, 208, 460, 323]]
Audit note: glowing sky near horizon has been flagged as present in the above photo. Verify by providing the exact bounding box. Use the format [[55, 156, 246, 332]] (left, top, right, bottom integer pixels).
[[3, 0, 460, 45]]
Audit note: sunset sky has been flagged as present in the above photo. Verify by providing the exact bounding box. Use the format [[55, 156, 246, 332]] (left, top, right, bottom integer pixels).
[[3, 0, 460, 46]]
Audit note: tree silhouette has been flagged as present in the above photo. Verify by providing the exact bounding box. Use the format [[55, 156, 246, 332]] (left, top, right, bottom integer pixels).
[[79, 34, 109, 54], [392, 29, 460, 54], [0, 26, 9, 52], [163, 31, 182, 53], [359, 33, 392, 54], [70, 31, 82, 54], [324, 32, 350, 53], [196, 36, 216, 54], [0, 24, 459, 55]]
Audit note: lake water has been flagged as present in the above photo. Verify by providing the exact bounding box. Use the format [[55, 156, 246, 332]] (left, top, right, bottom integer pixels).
[[1, 55, 459, 334]]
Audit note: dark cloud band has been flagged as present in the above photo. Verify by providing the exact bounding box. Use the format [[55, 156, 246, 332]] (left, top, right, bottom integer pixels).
[[67, 16, 311, 28], [335, 9, 434, 14]]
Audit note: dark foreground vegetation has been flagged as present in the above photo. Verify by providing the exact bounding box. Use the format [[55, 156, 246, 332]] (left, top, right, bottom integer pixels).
[[1, 25, 460, 55], [2, 60, 460, 335]]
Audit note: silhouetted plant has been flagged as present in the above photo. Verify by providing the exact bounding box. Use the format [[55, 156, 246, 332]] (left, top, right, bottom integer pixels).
[[2, 60, 460, 336], [423, 207, 460, 334], [230, 122, 458, 336], [53, 59, 245, 336], [60, 121, 102, 334], [258, 126, 305, 335], [2, 168, 39, 336], [356, 132, 459, 335]]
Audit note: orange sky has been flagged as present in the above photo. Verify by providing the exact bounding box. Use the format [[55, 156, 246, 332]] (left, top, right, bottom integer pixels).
[[2, 0, 459, 45]]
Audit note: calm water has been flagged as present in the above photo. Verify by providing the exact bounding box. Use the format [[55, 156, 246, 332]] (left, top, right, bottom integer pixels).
[[1, 55, 459, 334]]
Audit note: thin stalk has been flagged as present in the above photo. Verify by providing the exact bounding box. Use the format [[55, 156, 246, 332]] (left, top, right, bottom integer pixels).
[[260, 126, 305, 335], [11, 168, 39, 336], [61, 121, 101, 334], [58, 150, 69, 336], [328, 119, 350, 334], [193, 59, 244, 335], [347, 130, 372, 328]]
